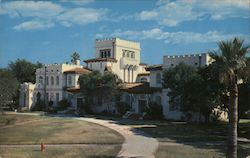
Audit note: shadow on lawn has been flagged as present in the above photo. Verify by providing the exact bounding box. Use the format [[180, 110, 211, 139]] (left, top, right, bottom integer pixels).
[[45, 114, 250, 158], [90, 115, 250, 158]]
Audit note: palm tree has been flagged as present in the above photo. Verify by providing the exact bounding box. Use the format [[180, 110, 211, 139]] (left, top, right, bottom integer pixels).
[[210, 37, 249, 158], [71, 52, 80, 64]]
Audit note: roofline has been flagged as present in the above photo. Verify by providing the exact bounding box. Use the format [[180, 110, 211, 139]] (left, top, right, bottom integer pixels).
[[145, 65, 163, 71], [84, 58, 118, 63]]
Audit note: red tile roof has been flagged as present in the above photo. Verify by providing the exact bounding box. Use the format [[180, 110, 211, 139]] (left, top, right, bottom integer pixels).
[[66, 87, 80, 93], [145, 64, 163, 71], [137, 72, 150, 76], [64, 68, 91, 74], [120, 82, 161, 94], [84, 58, 117, 63]]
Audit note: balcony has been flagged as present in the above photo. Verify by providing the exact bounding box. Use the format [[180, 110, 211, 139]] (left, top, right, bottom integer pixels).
[[120, 57, 138, 69]]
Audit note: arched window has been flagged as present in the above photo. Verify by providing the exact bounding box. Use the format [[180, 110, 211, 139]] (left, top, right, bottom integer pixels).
[[107, 51, 111, 58], [39, 76, 43, 85], [156, 73, 161, 84], [155, 96, 162, 105], [56, 76, 59, 85], [127, 52, 130, 58], [51, 76, 54, 85], [104, 51, 107, 58], [68, 76, 72, 86], [131, 52, 135, 58]]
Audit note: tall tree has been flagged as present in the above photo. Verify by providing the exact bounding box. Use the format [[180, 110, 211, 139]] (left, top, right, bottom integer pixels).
[[0, 69, 19, 110], [163, 62, 220, 122], [71, 52, 80, 64], [8, 59, 42, 83], [209, 37, 249, 158], [78, 71, 121, 114]]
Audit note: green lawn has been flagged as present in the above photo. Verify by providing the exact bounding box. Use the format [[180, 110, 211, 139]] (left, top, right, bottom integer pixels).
[[0, 145, 121, 158], [128, 119, 250, 158], [0, 113, 124, 158], [93, 116, 250, 158]]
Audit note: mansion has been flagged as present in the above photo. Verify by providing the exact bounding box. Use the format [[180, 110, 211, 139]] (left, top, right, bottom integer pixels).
[[19, 37, 225, 121]]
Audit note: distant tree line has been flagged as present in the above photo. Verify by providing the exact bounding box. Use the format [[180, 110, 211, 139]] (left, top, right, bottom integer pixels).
[[0, 59, 43, 110]]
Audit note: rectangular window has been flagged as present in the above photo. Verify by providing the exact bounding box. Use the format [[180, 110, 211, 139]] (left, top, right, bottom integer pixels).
[[46, 93, 49, 103], [56, 93, 59, 103], [56, 76, 59, 85], [68, 76, 72, 86], [46, 76, 49, 85]]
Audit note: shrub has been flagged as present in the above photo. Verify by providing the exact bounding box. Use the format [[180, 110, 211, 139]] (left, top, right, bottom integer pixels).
[[55, 99, 70, 111], [116, 102, 130, 116], [145, 102, 164, 120], [78, 102, 93, 116], [31, 101, 43, 111]]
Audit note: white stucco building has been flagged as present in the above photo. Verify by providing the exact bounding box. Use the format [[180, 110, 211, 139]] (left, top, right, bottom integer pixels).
[[19, 61, 91, 110], [19, 38, 147, 110], [19, 37, 223, 121], [141, 53, 213, 120], [84, 38, 147, 82]]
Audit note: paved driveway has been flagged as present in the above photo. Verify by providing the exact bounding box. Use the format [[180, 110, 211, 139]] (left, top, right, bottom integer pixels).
[[77, 117, 159, 158]]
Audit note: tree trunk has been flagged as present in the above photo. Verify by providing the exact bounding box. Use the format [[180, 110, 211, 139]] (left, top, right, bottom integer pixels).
[[227, 82, 238, 158]]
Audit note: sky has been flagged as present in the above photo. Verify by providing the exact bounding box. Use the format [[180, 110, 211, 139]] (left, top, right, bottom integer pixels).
[[0, 0, 249, 68]]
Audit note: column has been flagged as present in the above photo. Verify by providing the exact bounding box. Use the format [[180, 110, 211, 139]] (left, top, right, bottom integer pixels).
[[128, 68, 130, 82]]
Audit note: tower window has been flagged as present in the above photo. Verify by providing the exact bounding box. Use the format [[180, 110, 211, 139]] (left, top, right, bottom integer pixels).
[[156, 73, 161, 85]]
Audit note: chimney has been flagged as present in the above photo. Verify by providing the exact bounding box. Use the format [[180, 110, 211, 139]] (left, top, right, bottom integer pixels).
[[76, 59, 80, 66]]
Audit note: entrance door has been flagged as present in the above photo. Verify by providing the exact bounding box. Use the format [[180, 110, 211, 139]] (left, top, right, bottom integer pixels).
[[138, 100, 146, 113], [77, 98, 83, 109]]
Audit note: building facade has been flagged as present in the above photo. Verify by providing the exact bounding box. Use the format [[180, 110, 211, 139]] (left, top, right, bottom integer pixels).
[[84, 38, 147, 82], [19, 38, 147, 110], [19, 38, 224, 121], [19, 61, 90, 110]]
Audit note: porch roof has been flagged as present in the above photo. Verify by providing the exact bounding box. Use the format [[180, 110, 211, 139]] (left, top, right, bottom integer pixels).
[[66, 87, 80, 93], [137, 72, 150, 76], [145, 64, 162, 71], [120, 82, 161, 94], [64, 68, 91, 74]]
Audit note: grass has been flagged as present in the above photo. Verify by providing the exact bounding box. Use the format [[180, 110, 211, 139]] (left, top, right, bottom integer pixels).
[[0, 145, 121, 158], [0, 113, 124, 158], [0, 113, 40, 127], [93, 116, 250, 158], [128, 119, 250, 158]]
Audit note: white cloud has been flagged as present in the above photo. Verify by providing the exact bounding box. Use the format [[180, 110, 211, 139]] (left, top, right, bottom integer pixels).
[[0, 1, 106, 31], [13, 21, 55, 31], [137, 0, 249, 26], [60, 0, 94, 5], [57, 8, 107, 27], [1, 1, 64, 19], [102, 28, 247, 44]]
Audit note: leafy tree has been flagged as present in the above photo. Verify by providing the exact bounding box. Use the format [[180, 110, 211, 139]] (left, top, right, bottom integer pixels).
[[78, 71, 121, 115], [209, 37, 249, 158], [0, 69, 19, 110], [116, 102, 130, 116], [145, 102, 164, 120], [31, 92, 43, 111], [8, 59, 42, 83], [163, 62, 224, 122], [71, 52, 80, 64], [238, 83, 250, 119], [163, 62, 200, 116]]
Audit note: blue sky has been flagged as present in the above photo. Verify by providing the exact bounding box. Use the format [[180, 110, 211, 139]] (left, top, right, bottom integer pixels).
[[0, 0, 249, 67]]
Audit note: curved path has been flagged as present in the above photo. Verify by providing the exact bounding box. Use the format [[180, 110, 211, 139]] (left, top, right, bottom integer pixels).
[[76, 117, 159, 158]]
